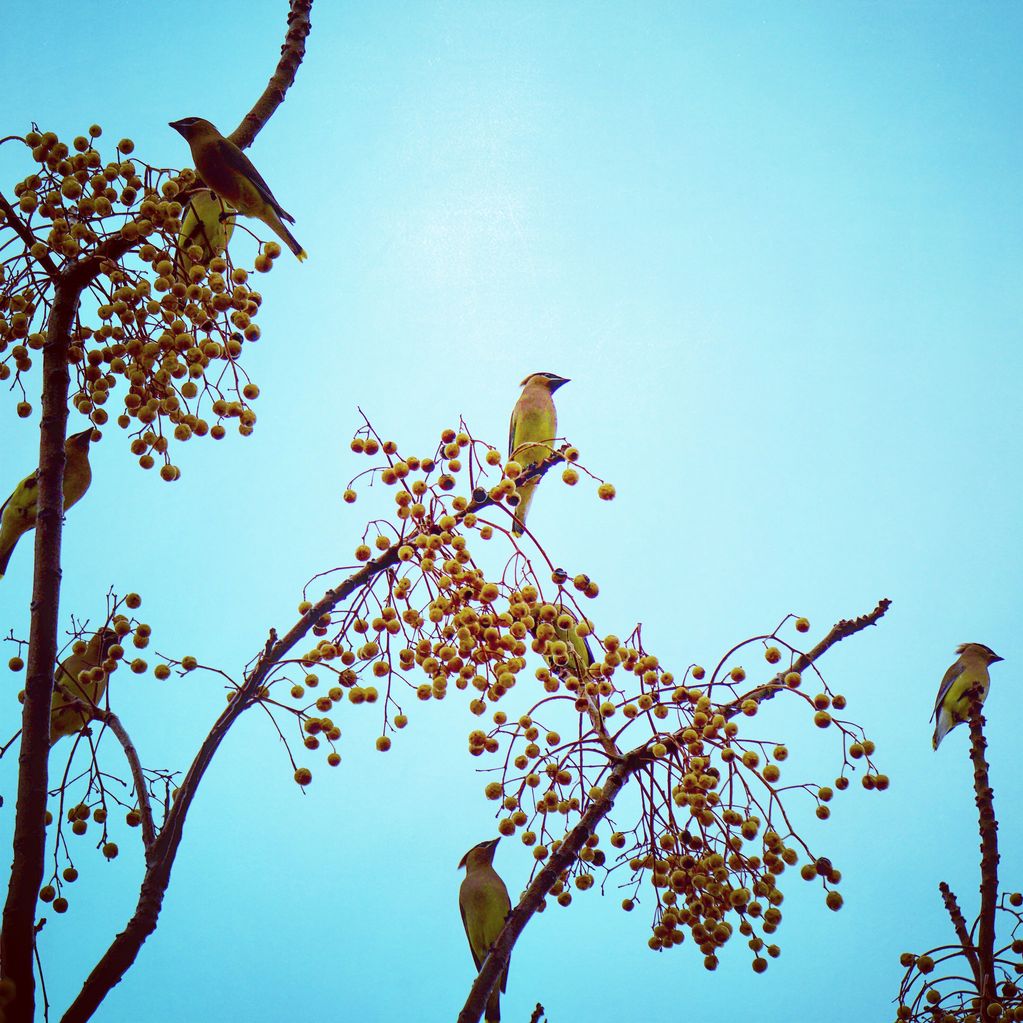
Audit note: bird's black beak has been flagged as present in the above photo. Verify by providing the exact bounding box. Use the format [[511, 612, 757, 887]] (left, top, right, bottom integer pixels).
[[549, 376, 570, 393], [991, 654, 1004, 663], [168, 120, 187, 136]]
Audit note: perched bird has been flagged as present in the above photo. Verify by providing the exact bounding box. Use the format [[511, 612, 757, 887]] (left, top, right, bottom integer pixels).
[[540, 610, 593, 682], [507, 372, 570, 536], [0, 428, 94, 579], [931, 643, 1004, 749], [50, 627, 118, 746], [168, 117, 307, 261], [459, 837, 512, 1023], [175, 188, 236, 279]]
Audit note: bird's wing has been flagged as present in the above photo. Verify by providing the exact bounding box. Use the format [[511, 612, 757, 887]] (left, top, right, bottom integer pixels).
[[931, 661, 965, 721], [459, 901, 484, 971], [214, 139, 293, 222], [499, 890, 511, 992], [508, 406, 519, 458], [1, 471, 38, 519]]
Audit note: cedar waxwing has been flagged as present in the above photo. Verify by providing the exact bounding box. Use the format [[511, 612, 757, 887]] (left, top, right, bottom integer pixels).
[[931, 643, 1004, 749], [540, 610, 593, 682], [50, 627, 117, 746], [175, 188, 236, 279], [0, 428, 94, 580], [168, 117, 307, 261], [459, 837, 512, 1023], [507, 372, 570, 536]]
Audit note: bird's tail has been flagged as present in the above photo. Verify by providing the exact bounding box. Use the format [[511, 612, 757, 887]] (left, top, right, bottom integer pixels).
[[510, 483, 536, 537], [932, 711, 951, 750], [0, 535, 16, 579], [485, 983, 501, 1023], [269, 212, 308, 262]]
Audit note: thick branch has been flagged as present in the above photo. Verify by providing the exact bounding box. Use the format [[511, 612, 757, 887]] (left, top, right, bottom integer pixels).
[[938, 881, 980, 987], [457, 597, 891, 1023], [969, 707, 998, 1007], [62, 450, 560, 1022], [229, 0, 313, 151], [0, 274, 78, 1023], [100, 712, 156, 856]]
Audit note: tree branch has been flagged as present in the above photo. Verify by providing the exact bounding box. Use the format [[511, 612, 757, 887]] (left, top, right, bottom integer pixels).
[[718, 598, 891, 722], [938, 881, 980, 987], [0, 272, 79, 1023], [61, 449, 562, 1022], [99, 712, 156, 857], [457, 759, 632, 1023], [457, 597, 891, 1023], [968, 706, 998, 1009], [0, 189, 59, 278], [229, 0, 314, 151]]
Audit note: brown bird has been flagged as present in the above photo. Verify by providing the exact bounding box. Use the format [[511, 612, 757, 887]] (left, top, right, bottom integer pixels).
[[508, 372, 570, 536], [459, 837, 512, 1023], [50, 627, 118, 746], [168, 117, 306, 261], [931, 642, 1004, 749], [0, 428, 94, 579]]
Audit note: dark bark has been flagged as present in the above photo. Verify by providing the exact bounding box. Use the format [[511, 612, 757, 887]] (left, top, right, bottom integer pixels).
[[0, 277, 77, 1023], [968, 707, 998, 1009]]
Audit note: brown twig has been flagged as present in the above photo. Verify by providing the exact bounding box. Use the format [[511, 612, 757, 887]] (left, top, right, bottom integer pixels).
[[0, 189, 59, 278], [457, 598, 891, 1023], [99, 712, 156, 857], [719, 598, 891, 723], [938, 881, 980, 987]]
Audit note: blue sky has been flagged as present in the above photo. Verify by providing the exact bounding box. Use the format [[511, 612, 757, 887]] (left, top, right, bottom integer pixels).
[[1, 2, 1022, 1020]]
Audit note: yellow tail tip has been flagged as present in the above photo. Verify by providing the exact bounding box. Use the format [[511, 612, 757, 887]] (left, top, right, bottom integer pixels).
[[296, 249, 308, 262]]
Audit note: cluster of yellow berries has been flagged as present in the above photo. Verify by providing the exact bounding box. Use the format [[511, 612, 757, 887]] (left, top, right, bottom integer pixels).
[[0, 125, 284, 479], [623, 828, 792, 969], [281, 425, 618, 784], [471, 612, 887, 969]]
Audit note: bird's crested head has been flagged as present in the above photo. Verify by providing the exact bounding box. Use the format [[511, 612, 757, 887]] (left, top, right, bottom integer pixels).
[[956, 642, 1003, 665], [66, 428, 95, 451], [84, 626, 119, 663], [169, 117, 220, 142], [520, 371, 570, 394], [458, 836, 500, 871]]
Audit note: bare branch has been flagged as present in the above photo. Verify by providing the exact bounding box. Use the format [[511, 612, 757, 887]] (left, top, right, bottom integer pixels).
[[718, 598, 891, 722], [99, 712, 156, 856], [938, 881, 980, 987], [968, 707, 999, 1009], [229, 0, 314, 150]]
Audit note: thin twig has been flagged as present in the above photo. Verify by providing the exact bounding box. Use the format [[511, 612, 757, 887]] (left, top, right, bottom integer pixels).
[[99, 712, 156, 857]]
